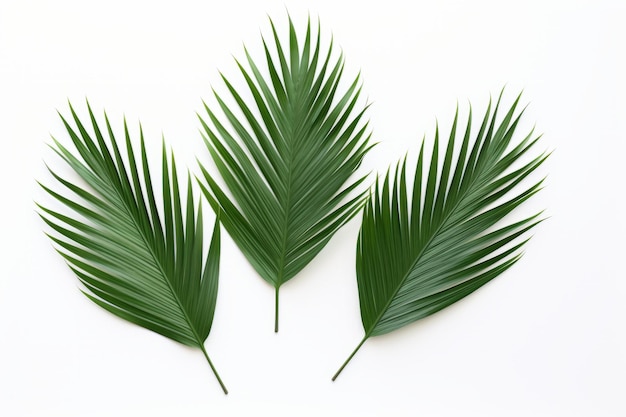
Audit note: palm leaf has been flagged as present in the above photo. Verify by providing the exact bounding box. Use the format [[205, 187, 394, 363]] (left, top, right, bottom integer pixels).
[[197, 16, 372, 332], [38, 103, 228, 394], [333, 92, 549, 380]]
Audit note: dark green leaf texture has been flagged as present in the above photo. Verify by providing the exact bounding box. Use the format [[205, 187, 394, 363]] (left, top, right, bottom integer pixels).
[[38, 103, 228, 394], [333, 93, 548, 380], [198, 17, 372, 332]]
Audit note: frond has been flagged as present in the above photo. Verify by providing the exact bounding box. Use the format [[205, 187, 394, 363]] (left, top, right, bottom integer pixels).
[[197, 16, 372, 332], [38, 102, 228, 394], [333, 92, 548, 380]]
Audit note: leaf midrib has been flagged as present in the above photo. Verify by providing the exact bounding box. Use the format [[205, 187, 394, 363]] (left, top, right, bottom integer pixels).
[[275, 136, 293, 287], [274, 84, 305, 287]]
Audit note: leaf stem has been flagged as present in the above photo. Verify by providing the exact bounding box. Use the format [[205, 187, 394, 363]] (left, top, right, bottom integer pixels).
[[274, 286, 280, 333], [332, 336, 368, 381], [200, 345, 228, 395]]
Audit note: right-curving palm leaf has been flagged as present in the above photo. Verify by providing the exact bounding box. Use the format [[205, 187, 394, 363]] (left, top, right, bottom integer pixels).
[[333, 93, 548, 380], [38, 103, 228, 394], [197, 17, 372, 332]]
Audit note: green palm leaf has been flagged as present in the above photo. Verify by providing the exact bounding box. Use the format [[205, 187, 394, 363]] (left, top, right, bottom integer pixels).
[[333, 93, 549, 380], [38, 103, 228, 394], [197, 17, 372, 332]]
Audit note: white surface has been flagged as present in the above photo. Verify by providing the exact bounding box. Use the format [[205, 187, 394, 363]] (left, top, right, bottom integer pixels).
[[1, 0, 625, 416]]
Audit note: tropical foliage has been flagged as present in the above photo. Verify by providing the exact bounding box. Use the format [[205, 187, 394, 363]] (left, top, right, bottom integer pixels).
[[38, 103, 228, 393], [333, 93, 548, 380], [197, 17, 372, 331]]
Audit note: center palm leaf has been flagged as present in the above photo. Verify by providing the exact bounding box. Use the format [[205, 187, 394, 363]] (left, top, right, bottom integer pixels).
[[38, 103, 228, 394], [333, 93, 549, 380], [197, 17, 372, 332]]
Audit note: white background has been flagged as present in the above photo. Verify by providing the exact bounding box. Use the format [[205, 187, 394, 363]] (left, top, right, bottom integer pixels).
[[1, 0, 625, 416]]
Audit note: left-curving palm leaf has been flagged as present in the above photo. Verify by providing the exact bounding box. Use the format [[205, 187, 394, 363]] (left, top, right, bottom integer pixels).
[[38, 103, 228, 393], [333, 92, 549, 380], [197, 17, 372, 332]]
